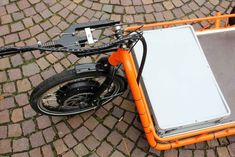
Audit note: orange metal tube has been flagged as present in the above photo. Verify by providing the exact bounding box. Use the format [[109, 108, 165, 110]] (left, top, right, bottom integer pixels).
[[109, 49, 159, 146], [154, 127, 235, 150], [108, 49, 235, 150], [127, 47, 235, 142], [108, 13, 235, 150], [109, 49, 142, 102], [215, 12, 222, 28], [126, 13, 235, 31], [214, 128, 235, 138]]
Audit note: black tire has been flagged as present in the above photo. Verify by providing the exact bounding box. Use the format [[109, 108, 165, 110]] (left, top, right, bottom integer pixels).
[[30, 69, 126, 116]]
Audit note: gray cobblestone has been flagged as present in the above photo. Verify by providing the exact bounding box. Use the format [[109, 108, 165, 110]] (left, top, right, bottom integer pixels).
[[0, 0, 234, 156]]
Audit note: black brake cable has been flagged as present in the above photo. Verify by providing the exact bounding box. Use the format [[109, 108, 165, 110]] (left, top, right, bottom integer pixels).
[[125, 25, 147, 84], [108, 24, 147, 85], [136, 36, 147, 84]]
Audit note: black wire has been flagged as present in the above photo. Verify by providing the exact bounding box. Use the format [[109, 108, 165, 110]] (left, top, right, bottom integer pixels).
[[110, 25, 146, 82], [136, 37, 147, 84], [126, 25, 144, 35], [114, 64, 122, 74], [126, 25, 144, 54], [124, 25, 147, 84], [128, 32, 143, 54]]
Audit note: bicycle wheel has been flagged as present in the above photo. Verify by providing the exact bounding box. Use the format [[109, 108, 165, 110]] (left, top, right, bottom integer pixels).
[[30, 68, 126, 116]]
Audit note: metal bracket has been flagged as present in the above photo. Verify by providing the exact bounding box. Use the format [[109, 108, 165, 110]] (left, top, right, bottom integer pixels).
[[53, 20, 119, 49], [75, 63, 97, 73]]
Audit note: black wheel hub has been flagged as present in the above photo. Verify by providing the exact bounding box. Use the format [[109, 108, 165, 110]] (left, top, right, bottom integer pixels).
[[56, 80, 100, 110]]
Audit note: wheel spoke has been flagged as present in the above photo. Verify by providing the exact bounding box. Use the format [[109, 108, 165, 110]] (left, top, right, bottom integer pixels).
[[33, 69, 125, 116]]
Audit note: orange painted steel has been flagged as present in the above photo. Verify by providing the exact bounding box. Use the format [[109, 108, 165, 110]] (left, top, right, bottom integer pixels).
[[108, 48, 235, 150], [126, 13, 235, 31], [108, 13, 235, 150], [215, 12, 222, 28]]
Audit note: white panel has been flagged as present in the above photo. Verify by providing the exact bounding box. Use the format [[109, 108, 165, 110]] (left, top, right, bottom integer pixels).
[[133, 25, 230, 131]]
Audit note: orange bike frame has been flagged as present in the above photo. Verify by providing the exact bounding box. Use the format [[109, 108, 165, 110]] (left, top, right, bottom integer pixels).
[[108, 13, 235, 150]]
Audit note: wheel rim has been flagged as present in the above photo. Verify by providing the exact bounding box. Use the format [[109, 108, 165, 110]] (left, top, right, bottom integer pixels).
[[37, 75, 121, 115]]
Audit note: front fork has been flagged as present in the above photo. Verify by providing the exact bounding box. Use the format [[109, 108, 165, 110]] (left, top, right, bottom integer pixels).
[[74, 56, 122, 106], [90, 57, 117, 103]]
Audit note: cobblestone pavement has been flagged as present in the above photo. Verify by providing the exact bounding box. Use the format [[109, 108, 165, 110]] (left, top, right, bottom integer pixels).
[[0, 0, 235, 157]]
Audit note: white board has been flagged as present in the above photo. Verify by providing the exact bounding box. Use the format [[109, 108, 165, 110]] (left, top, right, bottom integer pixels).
[[133, 25, 230, 132]]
